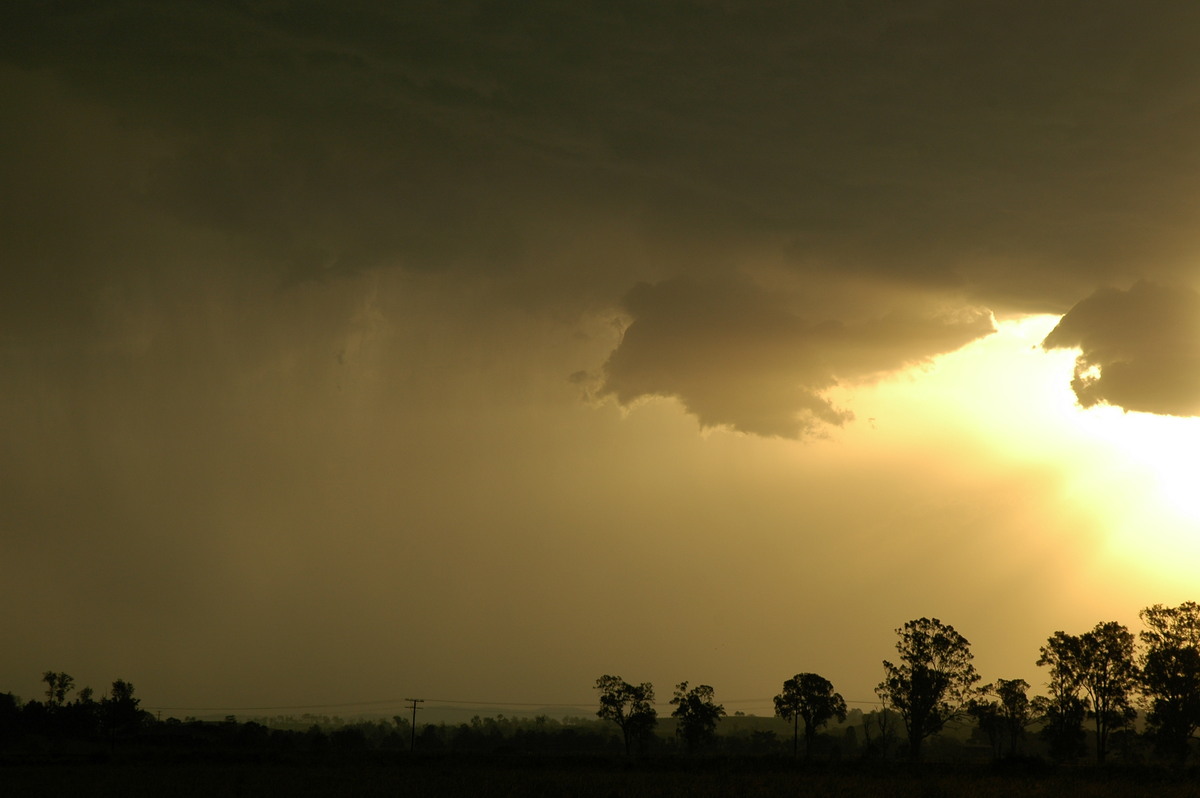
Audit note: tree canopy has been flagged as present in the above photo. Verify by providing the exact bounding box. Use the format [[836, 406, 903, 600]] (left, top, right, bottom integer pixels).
[[969, 678, 1032, 760], [669, 682, 725, 752], [1037, 621, 1137, 764], [773, 673, 847, 760], [877, 617, 980, 760], [41, 672, 74, 708], [594, 675, 656, 755], [1139, 602, 1200, 763]]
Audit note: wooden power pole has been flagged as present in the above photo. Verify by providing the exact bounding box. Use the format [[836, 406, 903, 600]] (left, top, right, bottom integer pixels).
[[404, 698, 424, 752]]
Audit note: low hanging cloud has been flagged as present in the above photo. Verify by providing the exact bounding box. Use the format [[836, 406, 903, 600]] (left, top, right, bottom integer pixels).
[[10, 1, 1200, 339], [1042, 281, 1200, 416], [599, 277, 995, 438]]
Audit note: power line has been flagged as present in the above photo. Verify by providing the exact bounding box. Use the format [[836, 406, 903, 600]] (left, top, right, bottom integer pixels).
[[424, 698, 593, 708], [144, 694, 885, 714], [143, 697, 416, 712], [142, 697, 593, 713]]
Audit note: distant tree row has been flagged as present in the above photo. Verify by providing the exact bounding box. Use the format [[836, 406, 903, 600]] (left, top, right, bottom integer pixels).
[[875, 606, 1200, 764], [9, 603, 1200, 766], [594, 672, 848, 760], [0, 673, 147, 747], [594, 602, 1200, 765]]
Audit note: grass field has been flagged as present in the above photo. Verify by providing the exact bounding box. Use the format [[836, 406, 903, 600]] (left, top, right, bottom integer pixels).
[[6, 758, 1200, 797]]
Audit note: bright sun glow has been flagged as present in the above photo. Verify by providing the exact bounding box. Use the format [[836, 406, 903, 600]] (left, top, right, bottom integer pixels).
[[1066, 402, 1200, 562], [1011, 316, 1200, 574], [838, 314, 1200, 588]]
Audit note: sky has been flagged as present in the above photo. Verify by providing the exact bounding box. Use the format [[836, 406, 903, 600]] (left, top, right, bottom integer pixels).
[[4, 1, 1200, 718]]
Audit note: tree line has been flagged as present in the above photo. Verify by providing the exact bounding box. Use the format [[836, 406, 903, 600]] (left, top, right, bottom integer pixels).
[[595, 602, 1200, 765], [8, 602, 1200, 766]]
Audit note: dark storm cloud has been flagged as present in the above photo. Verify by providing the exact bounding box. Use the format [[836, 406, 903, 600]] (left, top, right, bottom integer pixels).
[[7, 1, 1200, 321], [600, 277, 994, 438], [1042, 282, 1200, 417], [4, 0, 1200, 424]]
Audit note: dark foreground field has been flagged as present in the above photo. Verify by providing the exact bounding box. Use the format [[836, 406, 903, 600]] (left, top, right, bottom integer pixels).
[[7, 758, 1200, 798]]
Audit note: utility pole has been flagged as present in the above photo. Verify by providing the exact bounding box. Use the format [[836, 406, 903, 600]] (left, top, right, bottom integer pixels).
[[404, 698, 424, 752]]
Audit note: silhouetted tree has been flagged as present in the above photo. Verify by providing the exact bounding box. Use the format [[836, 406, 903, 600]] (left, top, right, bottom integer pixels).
[[773, 673, 847, 760], [877, 617, 980, 760], [969, 679, 1031, 759], [0, 693, 20, 750], [860, 704, 898, 760], [1139, 602, 1200, 763], [594, 675, 656, 755], [670, 681, 725, 752], [41, 671, 74, 708], [969, 692, 1004, 759], [1034, 631, 1089, 761], [101, 678, 145, 742], [60, 684, 100, 739], [1038, 622, 1137, 764], [994, 678, 1033, 756]]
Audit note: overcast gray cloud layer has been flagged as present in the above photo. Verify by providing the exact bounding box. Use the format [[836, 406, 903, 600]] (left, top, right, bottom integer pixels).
[[7, 2, 1200, 295], [6, 1, 1200, 432]]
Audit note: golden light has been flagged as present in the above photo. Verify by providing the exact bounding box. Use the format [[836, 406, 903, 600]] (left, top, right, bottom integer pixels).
[[835, 313, 1200, 590], [1066, 403, 1200, 564]]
